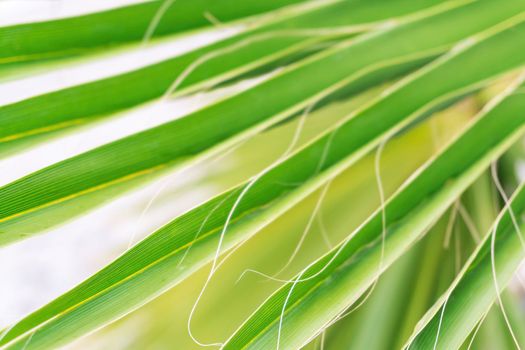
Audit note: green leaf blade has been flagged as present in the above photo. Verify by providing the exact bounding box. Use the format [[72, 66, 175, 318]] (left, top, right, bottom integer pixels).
[[2, 0, 523, 245], [0, 0, 452, 154], [4, 9, 525, 348], [0, 0, 310, 64], [223, 78, 525, 350]]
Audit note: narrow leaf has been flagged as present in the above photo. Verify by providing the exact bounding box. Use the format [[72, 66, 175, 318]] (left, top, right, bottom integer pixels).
[[0, 0, 309, 64], [4, 14, 525, 349], [1, 0, 522, 245], [0, 0, 451, 154], [406, 157, 525, 349], [222, 76, 525, 350]]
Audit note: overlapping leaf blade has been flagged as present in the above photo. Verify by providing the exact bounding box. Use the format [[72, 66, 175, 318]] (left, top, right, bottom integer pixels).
[[4, 9, 525, 349], [222, 77, 525, 350], [0, 0, 449, 154], [2, 0, 523, 246], [406, 179, 525, 349]]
